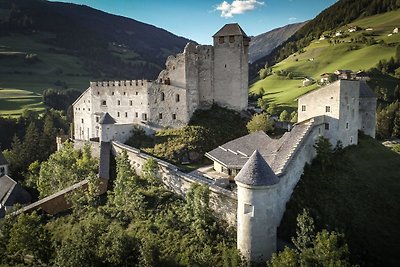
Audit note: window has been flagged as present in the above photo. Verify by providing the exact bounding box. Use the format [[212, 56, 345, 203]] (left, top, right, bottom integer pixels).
[[118, 100, 121, 105], [229, 35, 235, 43], [81, 118, 84, 123], [346, 122, 349, 129], [325, 106, 331, 112], [124, 92, 126, 95], [159, 113, 163, 119], [161, 92, 165, 101], [96, 116, 99, 123], [117, 112, 120, 117], [112, 92, 114, 95], [219, 36, 224, 44], [101, 100, 107, 106], [88, 108, 90, 111], [129, 100, 133, 106], [350, 136, 353, 144], [176, 94, 180, 102], [97, 91, 100, 95], [224, 64, 227, 68], [0, 167, 5, 175], [301, 105, 306, 111], [135, 112, 138, 118], [142, 113, 147, 121], [325, 123, 329, 130], [135, 92, 138, 95], [125, 112, 128, 118], [172, 113, 176, 120]]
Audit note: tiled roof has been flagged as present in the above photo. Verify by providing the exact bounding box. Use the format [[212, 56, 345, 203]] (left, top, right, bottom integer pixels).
[[213, 23, 248, 37], [99, 112, 116, 125], [0, 150, 8, 165], [235, 150, 279, 186], [206, 121, 312, 176]]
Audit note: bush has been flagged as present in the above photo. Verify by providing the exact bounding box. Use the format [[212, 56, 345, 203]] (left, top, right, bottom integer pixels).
[[246, 113, 274, 134]]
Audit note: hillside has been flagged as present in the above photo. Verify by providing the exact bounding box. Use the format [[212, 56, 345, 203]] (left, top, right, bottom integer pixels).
[[249, 22, 306, 63], [0, 0, 191, 116], [251, 0, 400, 75], [280, 134, 400, 266], [249, 9, 400, 109]]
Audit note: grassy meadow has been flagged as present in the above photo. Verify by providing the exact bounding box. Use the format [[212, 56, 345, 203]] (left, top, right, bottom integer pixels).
[[250, 9, 400, 108], [0, 33, 91, 116]]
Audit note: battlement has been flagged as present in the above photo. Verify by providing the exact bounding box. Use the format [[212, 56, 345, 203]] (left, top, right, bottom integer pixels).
[[89, 79, 152, 88]]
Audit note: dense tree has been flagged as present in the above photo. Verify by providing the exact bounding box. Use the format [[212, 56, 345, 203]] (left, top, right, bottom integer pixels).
[[37, 142, 98, 198], [246, 113, 274, 134], [313, 136, 333, 171], [269, 209, 352, 267], [257, 97, 269, 112], [279, 110, 291, 122], [290, 111, 298, 123]]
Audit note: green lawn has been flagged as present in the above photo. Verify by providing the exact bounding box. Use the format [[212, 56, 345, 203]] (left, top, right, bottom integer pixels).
[[280, 134, 400, 266], [0, 88, 45, 116]]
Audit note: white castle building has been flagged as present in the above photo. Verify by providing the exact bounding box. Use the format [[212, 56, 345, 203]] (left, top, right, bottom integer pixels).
[[73, 23, 250, 142]]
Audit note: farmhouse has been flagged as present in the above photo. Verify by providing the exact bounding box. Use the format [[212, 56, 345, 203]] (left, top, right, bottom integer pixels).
[[72, 23, 250, 142]]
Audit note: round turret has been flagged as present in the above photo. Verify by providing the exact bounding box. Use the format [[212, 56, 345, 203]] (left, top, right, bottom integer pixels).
[[235, 150, 279, 263]]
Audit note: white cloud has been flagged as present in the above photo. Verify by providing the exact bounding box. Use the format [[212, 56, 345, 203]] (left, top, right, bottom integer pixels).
[[288, 17, 297, 21], [216, 0, 264, 18]]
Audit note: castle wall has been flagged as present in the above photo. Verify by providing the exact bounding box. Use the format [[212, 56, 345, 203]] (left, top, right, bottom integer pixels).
[[359, 97, 377, 138], [111, 141, 238, 226], [197, 45, 214, 108], [338, 80, 360, 146], [73, 88, 93, 140]]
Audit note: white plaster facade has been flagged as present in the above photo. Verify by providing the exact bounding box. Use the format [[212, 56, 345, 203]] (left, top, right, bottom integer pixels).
[[73, 23, 250, 142]]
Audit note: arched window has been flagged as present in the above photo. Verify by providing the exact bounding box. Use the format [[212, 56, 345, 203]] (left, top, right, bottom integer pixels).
[[161, 92, 165, 101], [102, 100, 107, 106]]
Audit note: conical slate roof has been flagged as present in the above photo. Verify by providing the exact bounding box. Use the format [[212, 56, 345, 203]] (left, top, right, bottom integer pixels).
[[235, 150, 279, 186], [99, 112, 116, 125]]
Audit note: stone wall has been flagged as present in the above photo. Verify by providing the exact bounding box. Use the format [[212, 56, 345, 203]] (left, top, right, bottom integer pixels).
[[111, 141, 238, 226]]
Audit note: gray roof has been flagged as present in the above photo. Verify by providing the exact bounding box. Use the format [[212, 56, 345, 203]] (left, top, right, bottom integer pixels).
[[235, 150, 279, 186], [99, 112, 116, 125], [213, 23, 248, 37], [0, 175, 31, 217], [359, 81, 376, 98], [0, 175, 16, 202], [206, 122, 311, 175], [0, 150, 8, 165]]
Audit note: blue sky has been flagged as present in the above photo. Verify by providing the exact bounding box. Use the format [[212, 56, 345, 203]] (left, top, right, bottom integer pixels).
[[53, 0, 337, 44]]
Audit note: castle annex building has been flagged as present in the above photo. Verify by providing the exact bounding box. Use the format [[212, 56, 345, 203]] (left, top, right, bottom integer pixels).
[[73, 23, 250, 142]]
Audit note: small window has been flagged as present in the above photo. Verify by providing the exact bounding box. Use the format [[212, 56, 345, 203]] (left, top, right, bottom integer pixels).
[[102, 100, 107, 106], [325, 123, 329, 130], [125, 112, 128, 118], [301, 105, 306, 111], [88, 108, 90, 111], [112, 92, 114, 95], [117, 112, 120, 117], [161, 92, 165, 101], [224, 64, 227, 68], [135, 112, 138, 118], [97, 91, 100, 95], [83, 108, 85, 111], [96, 116, 99, 123], [88, 100, 90, 103], [159, 113, 163, 119], [130, 100, 133, 106], [118, 100, 121, 105], [124, 92, 126, 95], [81, 118, 84, 123], [135, 92, 138, 95], [219, 36, 224, 44], [142, 113, 147, 121], [172, 113, 176, 120], [346, 122, 349, 129], [350, 136, 353, 144], [229, 35, 235, 43], [325, 106, 331, 112], [176, 94, 180, 102]]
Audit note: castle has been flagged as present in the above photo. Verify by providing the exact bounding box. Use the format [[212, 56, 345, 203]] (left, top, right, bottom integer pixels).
[[73, 23, 250, 142], [47, 24, 378, 264]]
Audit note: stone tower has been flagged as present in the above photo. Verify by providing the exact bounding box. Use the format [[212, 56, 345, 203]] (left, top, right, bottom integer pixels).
[[99, 112, 116, 142], [212, 23, 250, 111], [235, 150, 279, 263]]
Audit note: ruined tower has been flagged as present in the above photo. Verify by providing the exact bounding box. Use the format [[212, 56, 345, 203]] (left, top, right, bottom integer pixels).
[[235, 150, 279, 263], [212, 23, 249, 111]]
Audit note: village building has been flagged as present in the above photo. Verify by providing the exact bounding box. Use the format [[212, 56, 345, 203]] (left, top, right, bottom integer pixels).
[[302, 77, 314, 86], [0, 175, 31, 218], [393, 27, 399, 34], [334, 69, 353, 79], [72, 23, 250, 142], [0, 150, 8, 176]]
